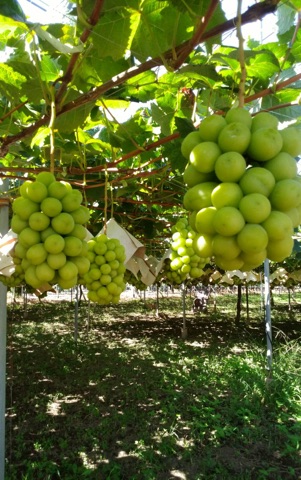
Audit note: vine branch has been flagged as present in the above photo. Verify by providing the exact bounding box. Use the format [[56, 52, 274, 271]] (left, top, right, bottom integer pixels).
[[0, 0, 282, 157], [54, 0, 105, 106], [172, 0, 219, 70]]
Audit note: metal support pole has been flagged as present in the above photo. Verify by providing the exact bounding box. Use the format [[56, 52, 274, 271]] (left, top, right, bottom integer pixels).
[[74, 285, 79, 343], [155, 284, 159, 317], [0, 188, 9, 480], [181, 284, 187, 339], [264, 259, 272, 376], [87, 299, 91, 332]]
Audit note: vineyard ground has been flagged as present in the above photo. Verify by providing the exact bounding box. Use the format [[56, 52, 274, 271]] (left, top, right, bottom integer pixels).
[[4, 292, 301, 480]]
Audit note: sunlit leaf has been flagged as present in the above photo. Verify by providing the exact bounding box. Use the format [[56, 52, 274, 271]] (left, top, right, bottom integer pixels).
[[0, 63, 26, 99], [40, 55, 62, 82], [30, 126, 51, 148]]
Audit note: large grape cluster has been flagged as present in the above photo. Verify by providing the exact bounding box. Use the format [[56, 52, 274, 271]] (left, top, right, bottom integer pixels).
[[181, 108, 301, 271], [81, 234, 127, 304], [11, 172, 91, 290], [164, 218, 208, 285]]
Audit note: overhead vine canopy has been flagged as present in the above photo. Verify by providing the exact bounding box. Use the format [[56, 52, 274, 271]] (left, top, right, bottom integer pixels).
[[0, 0, 301, 254]]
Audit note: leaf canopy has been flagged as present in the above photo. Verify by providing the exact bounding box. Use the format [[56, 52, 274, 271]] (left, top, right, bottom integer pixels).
[[0, 0, 301, 255]]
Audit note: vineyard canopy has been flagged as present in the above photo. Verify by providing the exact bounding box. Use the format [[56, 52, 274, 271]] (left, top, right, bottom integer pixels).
[[0, 0, 301, 254]]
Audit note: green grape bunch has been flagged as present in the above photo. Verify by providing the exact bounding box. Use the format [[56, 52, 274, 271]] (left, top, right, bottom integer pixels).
[[81, 234, 127, 305], [124, 269, 148, 291], [11, 171, 91, 291], [181, 108, 301, 272], [165, 217, 208, 285]]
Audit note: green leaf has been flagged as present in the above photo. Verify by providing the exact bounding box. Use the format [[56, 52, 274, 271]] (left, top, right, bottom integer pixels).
[[291, 30, 301, 63], [247, 54, 280, 80], [131, 1, 191, 62], [0, 14, 28, 40], [0, 63, 26, 100], [21, 78, 44, 103], [164, 139, 187, 174], [108, 131, 126, 148], [0, 0, 26, 22], [0, 117, 20, 136], [167, 0, 224, 24], [55, 101, 95, 133], [151, 103, 174, 136], [91, 9, 135, 60], [288, 0, 301, 8], [30, 126, 51, 148], [76, 56, 130, 88], [101, 99, 130, 110], [277, 4, 296, 35], [174, 117, 195, 137], [8, 52, 37, 79], [40, 55, 62, 82], [125, 70, 158, 102], [178, 65, 221, 83], [75, 128, 112, 153], [114, 114, 153, 152]]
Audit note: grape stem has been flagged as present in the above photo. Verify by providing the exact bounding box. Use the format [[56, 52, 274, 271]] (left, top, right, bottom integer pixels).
[[236, 0, 246, 108], [49, 87, 56, 174]]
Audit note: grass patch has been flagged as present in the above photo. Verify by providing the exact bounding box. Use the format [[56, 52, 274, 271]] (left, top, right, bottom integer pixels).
[[5, 292, 301, 479]]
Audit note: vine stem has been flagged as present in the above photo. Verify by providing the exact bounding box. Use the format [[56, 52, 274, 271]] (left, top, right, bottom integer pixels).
[[103, 164, 108, 234], [172, 0, 219, 70], [54, 0, 105, 106], [236, 0, 246, 107], [0, 101, 27, 125], [49, 88, 56, 174]]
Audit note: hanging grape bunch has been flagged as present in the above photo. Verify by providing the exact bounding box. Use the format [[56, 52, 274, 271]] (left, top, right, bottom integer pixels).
[[10, 172, 91, 290], [81, 234, 127, 305], [124, 269, 148, 291], [181, 108, 301, 271], [164, 217, 209, 285], [0, 260, 25, 288], [0, 239, 26, 288]]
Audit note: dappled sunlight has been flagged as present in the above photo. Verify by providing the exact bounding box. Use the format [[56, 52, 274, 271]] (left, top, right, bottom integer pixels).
[[47, 395, 81, 417], [5, 295, 301, 478]]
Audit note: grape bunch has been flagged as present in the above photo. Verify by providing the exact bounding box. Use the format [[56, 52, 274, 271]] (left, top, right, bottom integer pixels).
[[181, 108, 301, 271], [11, 171, 91, 290], [164, 218, 208, 285], [0, 266, 25, 288], [0, 241, 27, 288], [124, 269, 148, 291], [81, 234, 127, 305], [1, 244, 27, 287]]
